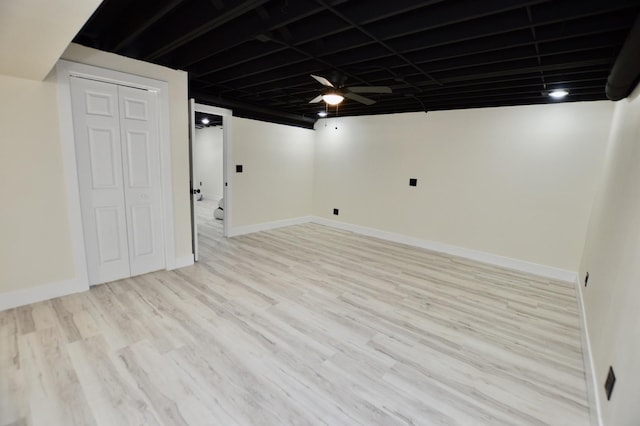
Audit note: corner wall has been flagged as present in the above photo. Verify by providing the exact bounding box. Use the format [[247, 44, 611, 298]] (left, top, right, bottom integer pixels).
[[313, 102, 613, 272], [578, 85, 640, 425]]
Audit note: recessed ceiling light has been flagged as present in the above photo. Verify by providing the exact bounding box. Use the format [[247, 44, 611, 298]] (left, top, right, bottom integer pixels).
[[549, 90, 569, 99], [201, 117, 210, 125], [317, 111, 327, 117]]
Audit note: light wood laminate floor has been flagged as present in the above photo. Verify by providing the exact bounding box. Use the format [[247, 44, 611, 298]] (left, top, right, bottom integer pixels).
[[1, 222, 590, 425]]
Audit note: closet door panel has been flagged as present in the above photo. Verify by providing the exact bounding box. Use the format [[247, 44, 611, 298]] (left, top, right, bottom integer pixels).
[[118, 86, 165, 277], [88, 128, 118, 188], [130, 204, 154, 257], [70, 78, 131, 284], [126, 131, 152, 187], [94, 207, 126, 263]]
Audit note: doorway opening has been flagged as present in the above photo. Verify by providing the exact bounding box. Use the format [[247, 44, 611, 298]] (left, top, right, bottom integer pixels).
[[189, 101, 232, 262]]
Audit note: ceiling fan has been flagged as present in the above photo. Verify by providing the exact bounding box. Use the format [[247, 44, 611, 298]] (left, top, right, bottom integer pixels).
[[308, 74, 392, 106]]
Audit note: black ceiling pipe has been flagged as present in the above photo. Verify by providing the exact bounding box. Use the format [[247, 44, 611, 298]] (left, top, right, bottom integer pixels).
[[606, 14, 640, 101]]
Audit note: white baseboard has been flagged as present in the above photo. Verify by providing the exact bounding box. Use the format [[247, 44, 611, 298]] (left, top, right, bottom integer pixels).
[[171, 254, 195, 270], [0, 279, 88, 312], [575, 276, 603, 426], [226, 215, 578, 282], [1, 254, 195, 311], [311, 216, 577, 283], [228, 216, 314, 237]]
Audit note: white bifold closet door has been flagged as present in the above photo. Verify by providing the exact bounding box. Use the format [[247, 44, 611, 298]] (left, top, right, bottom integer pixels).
[[70, 77, 164, 285]]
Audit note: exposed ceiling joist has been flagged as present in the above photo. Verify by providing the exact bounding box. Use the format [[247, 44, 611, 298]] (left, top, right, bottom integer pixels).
[[111, 0, 187, 52], [73, 0, 640, 126], [143, 0, 271, 61]]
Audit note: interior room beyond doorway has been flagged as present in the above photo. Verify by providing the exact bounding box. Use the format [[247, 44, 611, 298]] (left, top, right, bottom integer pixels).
[[193, 111, 224, 256]]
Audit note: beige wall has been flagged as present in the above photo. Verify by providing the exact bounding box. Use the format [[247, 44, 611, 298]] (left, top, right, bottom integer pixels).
[[0, 43, 190, 299], [579, 85, 640, 425], [231, 117, 315, 227], [61, 43, 192, 264], [314, 102, 614, 271], [0, 74, 75, 293]]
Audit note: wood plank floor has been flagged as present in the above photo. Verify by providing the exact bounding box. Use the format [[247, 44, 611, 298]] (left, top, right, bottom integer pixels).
[[1, 218, 591, 425]]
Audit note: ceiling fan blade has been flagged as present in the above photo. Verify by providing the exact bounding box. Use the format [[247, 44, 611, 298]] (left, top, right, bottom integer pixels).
[[308, 95, 323, 103], [311, 74, 335, 87], [347, 86, 392, 94], [344, 92, 376, 105]]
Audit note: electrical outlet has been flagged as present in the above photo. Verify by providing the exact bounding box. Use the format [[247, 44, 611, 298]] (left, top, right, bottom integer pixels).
[[333, 208, 339, 215], [236, 165, 243, 173], [605, 366, 616, 400], [409, 178, 417, 186], [585, 272, 589, 287]]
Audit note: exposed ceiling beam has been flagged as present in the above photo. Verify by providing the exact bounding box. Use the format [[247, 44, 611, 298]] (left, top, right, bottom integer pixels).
[[196, 6, 629, 93], [73, 0, 639, 126], [193, 92, 317, 128], [142, 0, 270, 61], [183, 0, 442, 72], [269, 71, 609, 103], [173, 0, 335, 69], [110, 0, 187, 52], [314, 0, 442, 86]]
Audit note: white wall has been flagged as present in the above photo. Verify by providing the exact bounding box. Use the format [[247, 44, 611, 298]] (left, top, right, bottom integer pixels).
[[194, 126, 224, 201], [314, 102, 614, 272], [231, 117, 315, 227], [578, 85, 640, 426]]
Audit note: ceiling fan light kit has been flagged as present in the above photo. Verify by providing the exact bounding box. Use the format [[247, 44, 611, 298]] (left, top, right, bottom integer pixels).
[[322, 93, 344, 105]]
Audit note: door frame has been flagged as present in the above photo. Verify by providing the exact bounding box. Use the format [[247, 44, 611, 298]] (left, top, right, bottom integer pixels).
[[56, 60, 176, 288], [190, 101, 233, 248]]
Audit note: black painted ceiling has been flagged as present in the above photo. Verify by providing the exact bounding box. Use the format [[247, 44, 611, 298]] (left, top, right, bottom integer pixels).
[[74, 0, 640, 128]]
